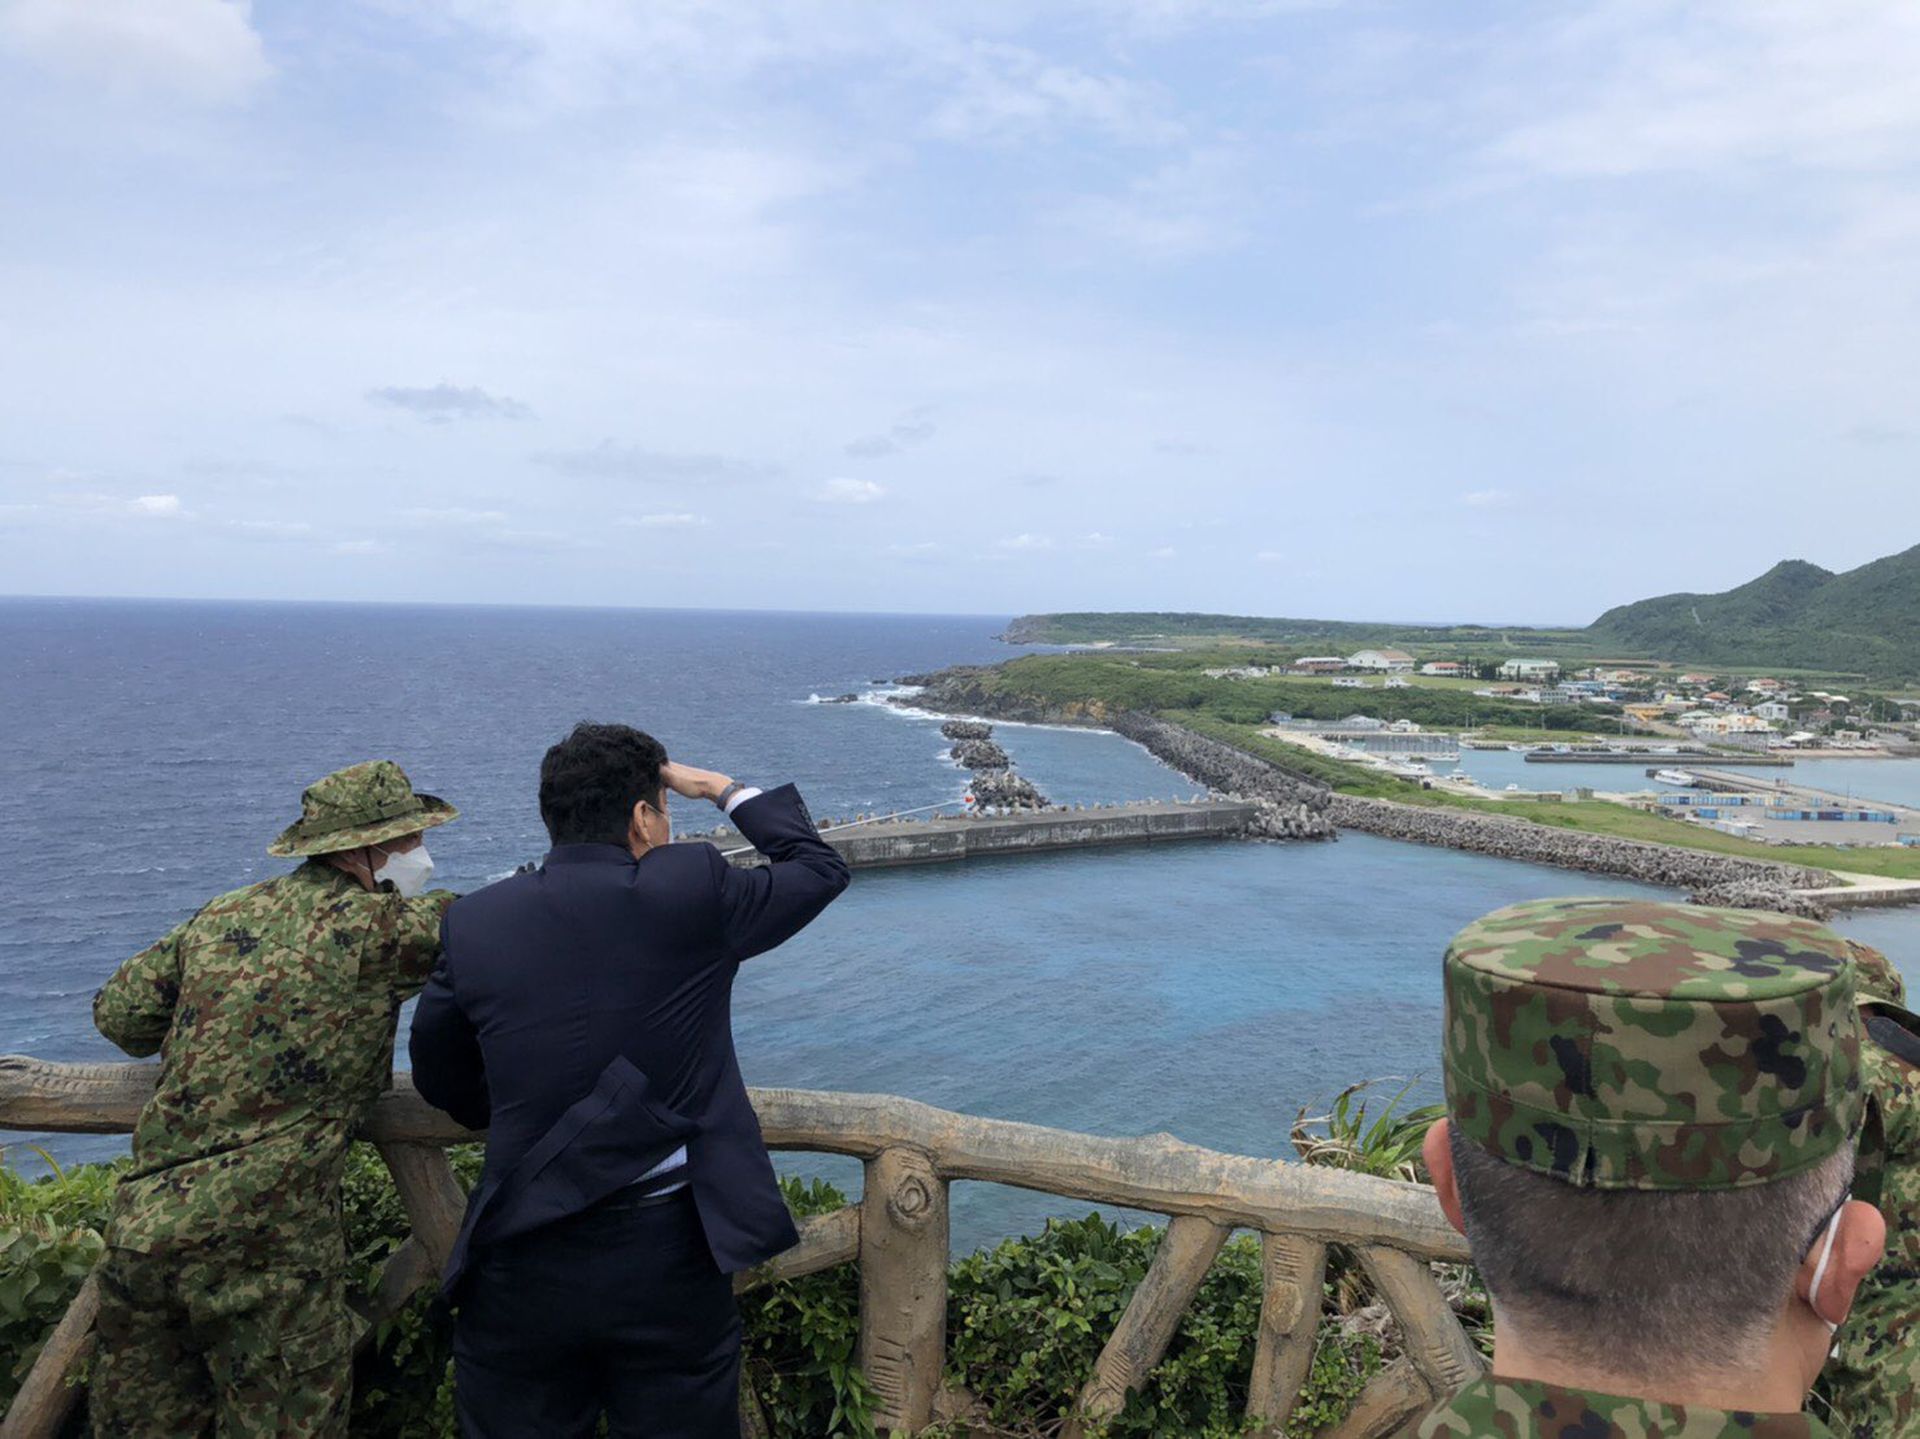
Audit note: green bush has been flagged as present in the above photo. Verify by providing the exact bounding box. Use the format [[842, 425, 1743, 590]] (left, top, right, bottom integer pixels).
[[1, 1153, 1410, 1436], [0, 1150, 114, 1412], [948, 1213, 1379, 1437]]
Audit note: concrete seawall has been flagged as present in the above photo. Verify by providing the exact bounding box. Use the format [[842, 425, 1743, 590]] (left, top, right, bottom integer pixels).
[[698, 799, 1260, 870]]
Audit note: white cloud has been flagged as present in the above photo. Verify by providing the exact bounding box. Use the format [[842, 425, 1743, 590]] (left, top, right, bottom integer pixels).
[[1049, 145, 1250, 260], [0, 0, 271, 105], [128, 494, 182, 517], [1078, 531, 1115, 548], [1256, 549, 1286, 562], [926, 40, 1178, 146], [368, 384, 533, 423], [229, 518, 312, 539], [1149, 546, 1176, 559], [396, 507, 510, 527], [887, 540, 942, 555], [1481, 5, 1920, 181], [623, 512, 710, 527], [1459, 489, 1512, 509], [332, 538, 388, 556], [997, 532, 1054, 550], [816, 477, 887, 504]]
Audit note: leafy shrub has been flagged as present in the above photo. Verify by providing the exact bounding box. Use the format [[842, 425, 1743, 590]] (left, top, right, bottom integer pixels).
[[948, 1212, 1379, 1438], [1289, 1081, 1442, 1184], [739, 1176, 876, 1438], [0, 1150, 113, 1412]]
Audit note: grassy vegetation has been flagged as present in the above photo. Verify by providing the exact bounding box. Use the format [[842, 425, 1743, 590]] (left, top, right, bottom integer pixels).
[[964, 653, 1605, 734]]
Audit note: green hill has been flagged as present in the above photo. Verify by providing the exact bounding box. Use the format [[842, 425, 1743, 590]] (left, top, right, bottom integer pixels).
[[1007, 543, 1920, 678], [1587, 544, 1920, 676]]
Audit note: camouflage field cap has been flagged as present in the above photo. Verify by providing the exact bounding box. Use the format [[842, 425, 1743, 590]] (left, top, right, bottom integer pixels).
[[268, 759, 457, 858], [1443, 898, 1864, 1192]]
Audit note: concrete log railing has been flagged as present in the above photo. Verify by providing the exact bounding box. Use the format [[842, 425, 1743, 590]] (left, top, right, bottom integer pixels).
[[0, 1057, 1478, 1438]]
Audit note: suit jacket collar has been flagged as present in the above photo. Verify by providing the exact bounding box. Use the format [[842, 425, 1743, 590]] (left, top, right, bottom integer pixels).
[[544, 843, 636, 867]]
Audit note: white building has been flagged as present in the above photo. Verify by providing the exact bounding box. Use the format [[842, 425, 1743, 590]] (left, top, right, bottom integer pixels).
[[1685, 712, 1775, 736], [1348, 648, 1415, 673], [1420, 661, 1465, 677], [1754, 701, 1790, 723], [1498, 659, 1562, 681], [1291, 656, 1348, 674]]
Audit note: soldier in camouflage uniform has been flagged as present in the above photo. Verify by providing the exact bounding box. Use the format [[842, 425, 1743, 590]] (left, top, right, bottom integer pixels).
[[1414, 899, 1886, 1439], [89, 761, 458, 1437], [1824, 940, 1920, 1437]]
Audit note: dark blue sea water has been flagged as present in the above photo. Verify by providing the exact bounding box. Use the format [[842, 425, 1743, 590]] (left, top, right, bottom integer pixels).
[[4, 598, 1917, 1249]]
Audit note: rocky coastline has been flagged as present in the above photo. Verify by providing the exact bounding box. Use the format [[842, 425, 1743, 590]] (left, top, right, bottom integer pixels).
[[894, 670, 1842, 898]]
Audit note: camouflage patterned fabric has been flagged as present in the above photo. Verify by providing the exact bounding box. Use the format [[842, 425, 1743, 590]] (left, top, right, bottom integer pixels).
[[1822, 941, 1920, 1438], [1416, 1374, 1834, 1438], [90, 760, 455, 1434], [92, 1244, 352, 1437], [267, 758, 457, 857], [1443, 898, 1863, 1191]]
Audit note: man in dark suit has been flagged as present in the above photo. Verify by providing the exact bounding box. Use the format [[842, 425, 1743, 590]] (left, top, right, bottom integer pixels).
[[408, 721, 851, 1438]]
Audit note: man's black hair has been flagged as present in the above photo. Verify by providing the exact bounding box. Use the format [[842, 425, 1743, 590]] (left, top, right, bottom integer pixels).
[[539, 722, 668, 846]]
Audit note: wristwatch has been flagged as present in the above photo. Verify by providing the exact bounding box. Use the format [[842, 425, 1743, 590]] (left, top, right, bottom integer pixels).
[[714, 780, 747, 809]]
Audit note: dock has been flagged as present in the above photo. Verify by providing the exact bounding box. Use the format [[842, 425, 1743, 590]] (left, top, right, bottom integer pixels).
[[1524, 749, 1792, 766], [696, 798, 1259, 870]]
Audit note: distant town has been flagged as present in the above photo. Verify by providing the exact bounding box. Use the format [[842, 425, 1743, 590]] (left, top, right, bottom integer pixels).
[[1201, 647, 1918, 752]]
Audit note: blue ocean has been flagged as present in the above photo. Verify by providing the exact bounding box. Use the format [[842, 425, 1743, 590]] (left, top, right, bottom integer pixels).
[[4, 597, 1917, 1249]]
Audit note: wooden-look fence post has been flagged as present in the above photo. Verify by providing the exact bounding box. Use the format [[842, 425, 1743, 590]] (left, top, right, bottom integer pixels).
[[1064, 1214, 1229, 1439], [1356, 1246, 1482, 1398], [1317, 1357, 1433, 1439], [1244, 1233, 1328, 1436], [0, 1273, 99, 1439], [857, 1145, 949, 1434], [374, 1140, 468, 1274]]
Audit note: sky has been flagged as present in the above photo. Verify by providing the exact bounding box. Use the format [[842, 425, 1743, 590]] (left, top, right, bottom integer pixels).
[[2, 1, 1919, 625]]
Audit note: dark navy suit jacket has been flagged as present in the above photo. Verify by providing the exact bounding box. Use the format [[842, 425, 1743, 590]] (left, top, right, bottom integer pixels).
[[408, 784, 850, 1292]]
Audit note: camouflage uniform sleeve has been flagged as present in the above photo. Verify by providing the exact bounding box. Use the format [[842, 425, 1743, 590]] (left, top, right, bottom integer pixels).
[[93, 917, 192, 1057], [388, 889, 457, 1000]]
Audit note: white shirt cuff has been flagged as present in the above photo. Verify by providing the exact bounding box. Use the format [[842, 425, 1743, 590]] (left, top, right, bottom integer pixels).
[[722, 785, 764, 816]]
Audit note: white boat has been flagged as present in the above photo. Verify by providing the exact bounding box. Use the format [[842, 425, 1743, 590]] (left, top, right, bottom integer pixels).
[[1654, 768, 1697, 787]]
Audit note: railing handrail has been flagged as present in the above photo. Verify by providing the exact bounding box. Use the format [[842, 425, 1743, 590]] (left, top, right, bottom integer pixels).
[[0, 1055, 1467, 1262], [0, 1054, 1483, 1439]]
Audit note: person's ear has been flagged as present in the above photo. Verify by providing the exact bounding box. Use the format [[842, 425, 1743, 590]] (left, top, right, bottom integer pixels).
[[1423, 1118, 1466, 1237], [630, 799, 652, 842], [1796, 1200, 1886, 1327]]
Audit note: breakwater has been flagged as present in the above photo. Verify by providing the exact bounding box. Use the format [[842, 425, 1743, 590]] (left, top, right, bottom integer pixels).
[[1327, 796, 1834, 898], [942, 719, 1050, 809], [698, 799, 1260, 869], [891, 671, 1843, 900]]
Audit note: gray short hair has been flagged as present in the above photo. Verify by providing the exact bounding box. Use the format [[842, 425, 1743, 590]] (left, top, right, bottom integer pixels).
[[1450, 1126, 1852, 1372]]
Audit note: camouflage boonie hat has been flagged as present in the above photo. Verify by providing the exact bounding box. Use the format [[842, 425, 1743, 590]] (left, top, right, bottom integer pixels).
[[268, 759, 457, 858], [1848, 939, 1907, 1009], [1443, 898, 1863, 1192]]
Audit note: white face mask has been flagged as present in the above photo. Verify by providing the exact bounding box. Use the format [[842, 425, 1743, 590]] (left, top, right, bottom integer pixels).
[[375, 843, 435, 899], [1807, 1203, 1845, 1339]]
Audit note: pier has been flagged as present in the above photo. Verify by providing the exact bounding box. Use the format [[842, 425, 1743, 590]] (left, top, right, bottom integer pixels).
[[1523, 748, 1792, 766], [699, 798, 1261, 870]]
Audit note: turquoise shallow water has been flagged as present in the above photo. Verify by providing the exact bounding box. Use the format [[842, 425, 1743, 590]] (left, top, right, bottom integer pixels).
[[1452, 746, 1920, 809], [3, 598, 1916, 1249]]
